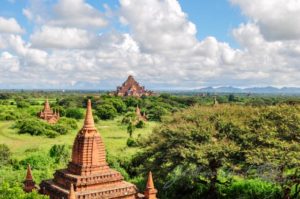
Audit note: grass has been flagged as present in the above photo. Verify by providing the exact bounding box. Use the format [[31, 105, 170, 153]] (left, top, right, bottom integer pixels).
[[0, 116, 158, 160]]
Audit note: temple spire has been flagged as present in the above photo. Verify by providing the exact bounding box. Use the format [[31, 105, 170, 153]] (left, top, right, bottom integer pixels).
[[144, 171, 157, 199], [44, 98, 50, 111], [83, 99, 95, 130], [23, 164, 36, 193], [26, 164, 33, 181], [68, 184, 76, 199]]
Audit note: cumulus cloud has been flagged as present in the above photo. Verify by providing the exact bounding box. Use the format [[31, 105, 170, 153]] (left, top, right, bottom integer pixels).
[[51, 0, 107, 28], [30, 26, 97, 49], [0, 17, 24, 34], [120, 0, 197, 53], [230, 0, 300, 41], [0, 0, 300, 88]]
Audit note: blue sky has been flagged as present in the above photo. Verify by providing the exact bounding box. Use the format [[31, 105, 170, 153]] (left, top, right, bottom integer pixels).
[[0, 0, 245, 47], [0, 0, 299, 89]]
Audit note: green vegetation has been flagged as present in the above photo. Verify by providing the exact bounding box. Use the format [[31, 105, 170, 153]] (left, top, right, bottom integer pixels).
[[131, 104, 300, 199], [0, 92, 300, 198]]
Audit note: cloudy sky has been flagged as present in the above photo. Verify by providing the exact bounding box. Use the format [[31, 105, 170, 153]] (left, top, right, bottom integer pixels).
[[0, 0, 299, 90]]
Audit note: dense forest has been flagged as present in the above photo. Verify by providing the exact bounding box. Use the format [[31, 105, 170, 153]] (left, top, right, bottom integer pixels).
[[0, 91, 300, 199]]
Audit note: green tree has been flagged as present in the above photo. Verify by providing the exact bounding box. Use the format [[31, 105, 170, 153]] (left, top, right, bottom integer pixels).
[[96, 104, 117, 120]]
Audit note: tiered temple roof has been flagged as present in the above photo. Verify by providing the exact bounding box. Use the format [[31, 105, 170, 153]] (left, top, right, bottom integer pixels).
[[39, 99, 156, 199], [38, 98, 59, 124], [113, 75, 154, 97]]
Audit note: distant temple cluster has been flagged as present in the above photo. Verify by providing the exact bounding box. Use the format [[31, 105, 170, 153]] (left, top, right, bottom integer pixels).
[[26, 100, 158, 199], [38, 98, 60, 124], [112, 75, 154, 97]]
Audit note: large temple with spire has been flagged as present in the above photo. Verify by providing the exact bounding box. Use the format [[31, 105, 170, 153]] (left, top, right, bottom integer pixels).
[[112, 75, 154, 97], [38, 98, 60, 124], [29, 99, 158, 199]]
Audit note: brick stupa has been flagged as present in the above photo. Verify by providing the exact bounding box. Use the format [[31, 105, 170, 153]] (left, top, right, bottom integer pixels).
[[23, 164, 37, 193], [40, 99, 140, 199], [113, 75, 153, 97], [38, 98, 60, 124]]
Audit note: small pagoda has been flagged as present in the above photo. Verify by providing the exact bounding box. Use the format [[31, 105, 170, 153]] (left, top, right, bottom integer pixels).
[[39, 99, 157, 199], [23, 164, 37, 193], [38, 98, 60, 124], [113, 75, 153, 97]]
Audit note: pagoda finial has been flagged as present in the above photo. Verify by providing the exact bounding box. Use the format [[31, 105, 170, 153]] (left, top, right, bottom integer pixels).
[[69, 184, 76, 199], [83, 99, 95, 130], [144, 171, 157, 199]]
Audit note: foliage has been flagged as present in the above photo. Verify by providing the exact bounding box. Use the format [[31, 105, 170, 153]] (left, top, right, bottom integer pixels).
[[136, 120, 145, 128], [127, 138, 138, 147], [65, 108, 84, 120], [0, 144, 11, 166], [221, 179, 282, 199], [57, 117, 78, 130], [49, 144, 70, 164], [16, 100, 30, 109], [132, 104, 300, 199], [0, 182, 48, 199], [127, 122, 135, 138], [95, 103, 117, 120], [14, 118, 72, 138]]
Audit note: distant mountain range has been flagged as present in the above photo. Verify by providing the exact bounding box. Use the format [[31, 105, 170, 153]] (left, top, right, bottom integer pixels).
[[194, 87, 300, 94]]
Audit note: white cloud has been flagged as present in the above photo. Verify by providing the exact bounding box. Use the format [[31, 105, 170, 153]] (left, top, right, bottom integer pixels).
[[230, 0, 300, 41], [0, 52, 20, 72], [30, 26, 97, 49], [0, 0, 300, 88], [0, 17, 23, 34], [120, 0, 197, 53], [51, 0, 107, 28]]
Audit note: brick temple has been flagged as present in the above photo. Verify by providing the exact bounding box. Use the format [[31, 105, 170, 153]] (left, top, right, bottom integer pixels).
[[37, 99, 157, 199], [38, 98, 60, 124], [113, 75, 153, 97]]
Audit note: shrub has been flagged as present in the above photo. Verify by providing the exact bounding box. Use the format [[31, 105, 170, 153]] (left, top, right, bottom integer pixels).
[[16, 100, 30, 108], [66, 108, 84, 120], [0, 144, 11, 166], [135, 120, 145, 128], [96, 104, 117, 120], [19, 154, 54, 170], [57, 117, 78, 130], [49, 144, 70, 164], [222, 179, 282, 199], [15, 118, 72, 138], [126, 138, 138, 147]]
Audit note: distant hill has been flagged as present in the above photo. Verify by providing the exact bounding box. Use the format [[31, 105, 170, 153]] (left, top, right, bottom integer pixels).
[[194, 87, 300, 94]]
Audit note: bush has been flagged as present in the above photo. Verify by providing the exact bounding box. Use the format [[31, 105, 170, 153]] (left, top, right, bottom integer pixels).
[[96, 104, 117, 120], [122, 112, 137, 125], [135, 120, 145, 128], [16, 100, 30, 108], [57, 117, 78, 130], [49, 144, 70, 164], [19, 154, 54, 170], [66, 108, 84, 120], [0, 144, 11, 166], [126, 138, 138, 147], [222, 179, 282, 199], [14, 118, 72, 138]]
